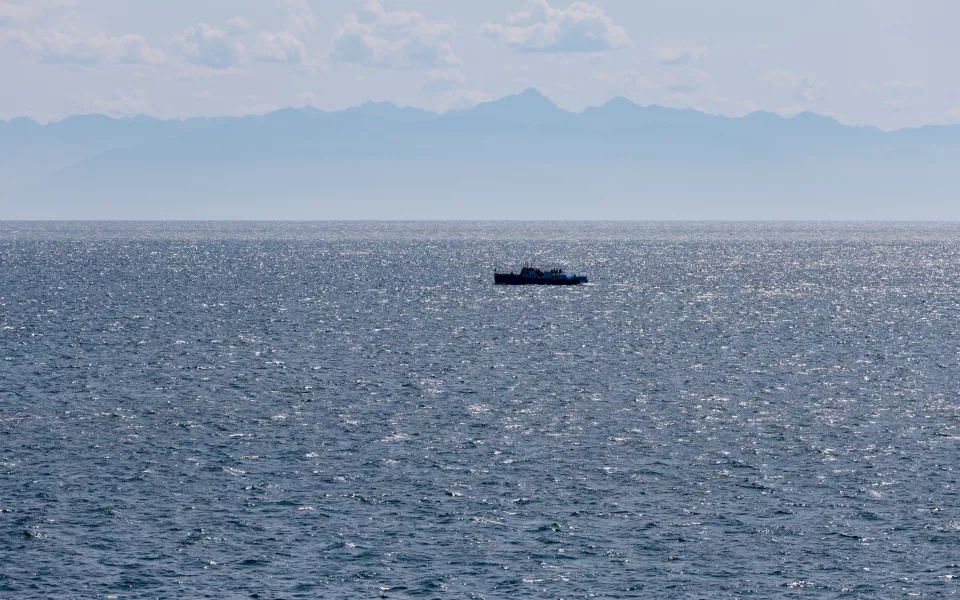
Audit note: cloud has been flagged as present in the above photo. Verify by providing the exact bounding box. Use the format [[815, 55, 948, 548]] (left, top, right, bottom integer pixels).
[[5, 29, 165, 65], [87, 89, 153, 117], [655, 44, 708, 66], [664, 69, 711, 96], [249, 1, 315, 66], [592, 68, 710, 99], [884, 79, 924, 109], [331, 0, 459, 69], [278, 0, 315, 34], [761, 69, 828, 104], [591, 69, 653, 95], [232, 96, 285, 117], [0, 1, 20, 26], [295, 91, 317, 106], [480, 0, 629, 53], [448, 90, 492, 110], [226, 16, 249, 35], [423, 69, 466, 92], [666, 83, 697, 95], [177, 22, 244, 70], [254, 31, 307, 64], [0, 0, 72, 26], [885, 80, 924, 92]]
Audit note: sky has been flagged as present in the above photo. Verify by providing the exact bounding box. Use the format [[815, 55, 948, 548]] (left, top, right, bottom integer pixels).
[[1, 0, 957, 130]]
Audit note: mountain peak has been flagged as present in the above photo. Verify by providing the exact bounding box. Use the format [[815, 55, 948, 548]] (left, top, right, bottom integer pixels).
[[0, 116, 42, 135], [465, 87, 564, 121], [484, 88, 558, 109], [601, 96, 640, 110], [580, 96, 643, 117], [518, 87, 549, 99], [5, 116, 41, 128], [516, 87, 556, 106]]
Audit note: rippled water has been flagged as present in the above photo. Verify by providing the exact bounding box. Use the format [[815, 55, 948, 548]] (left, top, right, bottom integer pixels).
[[2, 222, 959, 598]]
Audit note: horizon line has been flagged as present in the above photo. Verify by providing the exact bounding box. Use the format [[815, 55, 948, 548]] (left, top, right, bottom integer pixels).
[[4, 87, 943, 133]]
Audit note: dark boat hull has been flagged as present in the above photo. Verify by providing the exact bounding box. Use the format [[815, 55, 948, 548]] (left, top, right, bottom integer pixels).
[[494, 273, 587, 285]]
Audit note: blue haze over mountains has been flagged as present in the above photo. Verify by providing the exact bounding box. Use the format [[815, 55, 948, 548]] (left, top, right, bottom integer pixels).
[[3, 89, 959, 219]]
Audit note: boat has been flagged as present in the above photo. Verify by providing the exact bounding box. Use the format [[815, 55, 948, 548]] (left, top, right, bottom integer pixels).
[[494, 264, 588, 285]]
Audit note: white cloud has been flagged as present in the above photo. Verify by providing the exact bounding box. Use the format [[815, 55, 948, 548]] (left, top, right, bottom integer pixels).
[[884, 79, 924, 109], [231, 96, 284, 117], [5, 29, 165, 65], [444, 89, 493, 111], [450, 90, 493, 110], [295, 91, 317, 106], [666, 81, 698, 95], [0, 1, 19, 26], [226, 16, 249, 35], [87, 89, 153, 117], [423, 69, 466, 92], [885, 80, 924, 92], [177, 22, 244, 70], [0, 0, 72, 26], [249, 1, 315, 66], [278, 0, 315, 34], [331, 0, 459, 69], [592, 68, 711, 100], [761, 69, 828, 104], [480, 0, 629, 53], [655, 44, 708, 66], [591, 69, 654, 96], [665, 68, 712, 96], [254, 31, 307, 64]]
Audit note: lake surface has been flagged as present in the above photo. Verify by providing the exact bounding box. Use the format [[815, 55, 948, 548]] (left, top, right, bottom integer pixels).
[[1, 221, 959, 598]]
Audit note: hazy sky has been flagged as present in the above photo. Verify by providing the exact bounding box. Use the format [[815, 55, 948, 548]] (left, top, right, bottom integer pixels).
[[2, 0, 956, 129]]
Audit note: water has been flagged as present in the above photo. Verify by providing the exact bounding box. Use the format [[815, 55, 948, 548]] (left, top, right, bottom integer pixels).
[[1, 221, 959, 598]]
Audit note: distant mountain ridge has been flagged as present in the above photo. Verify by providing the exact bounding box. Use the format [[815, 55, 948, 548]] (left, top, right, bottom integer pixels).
[[5, 87, 947, 136], [3, 89, 960, 219]]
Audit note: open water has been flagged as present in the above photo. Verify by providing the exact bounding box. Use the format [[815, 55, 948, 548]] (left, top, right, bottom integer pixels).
[[1, 221, 959, 599]]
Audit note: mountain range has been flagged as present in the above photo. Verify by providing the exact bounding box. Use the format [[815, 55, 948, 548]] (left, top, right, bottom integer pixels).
[[3, 89, 959, 219]]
